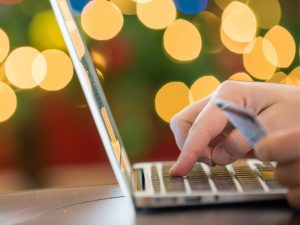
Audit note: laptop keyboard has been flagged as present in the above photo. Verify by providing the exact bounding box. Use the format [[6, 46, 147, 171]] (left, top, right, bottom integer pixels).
[[150, 161, 284, 194]]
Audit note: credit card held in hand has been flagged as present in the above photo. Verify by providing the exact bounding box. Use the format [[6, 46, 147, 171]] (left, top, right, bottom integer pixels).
[[213, 98, 266, 148]]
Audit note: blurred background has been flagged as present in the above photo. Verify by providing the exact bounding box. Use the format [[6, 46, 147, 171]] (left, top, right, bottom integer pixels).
[[0, 0, 298, 193]]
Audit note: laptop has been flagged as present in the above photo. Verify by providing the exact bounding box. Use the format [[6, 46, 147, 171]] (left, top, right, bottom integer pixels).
[[50, 0, 287, 208]]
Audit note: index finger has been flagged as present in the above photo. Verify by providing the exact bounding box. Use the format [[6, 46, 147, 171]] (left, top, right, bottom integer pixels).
[[169, 100, 229, 176]]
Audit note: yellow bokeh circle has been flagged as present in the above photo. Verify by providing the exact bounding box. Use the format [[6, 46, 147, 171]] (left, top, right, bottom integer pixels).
[[248, 0, 281, 29], [190, 76, 220, 102], [81, 0, 124, 40], [0, 29, 9, 64], [228, 72, 253, 81], [243, 37, 277, 80], [265, 25, 296, 68], [5, 47, 47, 89], [111, 0, 136, 15], [266, 71, 287, 83], [222, 1, 257, 43], [285, 66, 300, 86], [34, 49, 74, 91], [215, 0, 249, 10], [220, 29, 249, 54], [137, 0, 176, 30], [193, 11, 223, 54], [163, 19, 202, 62], [0, 82, 17, 122], [29, 10, 66, 51], [155, 82, 190, 123]]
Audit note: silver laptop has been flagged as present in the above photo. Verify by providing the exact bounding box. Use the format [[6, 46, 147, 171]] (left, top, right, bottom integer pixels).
[[50, 0, 287, 208]]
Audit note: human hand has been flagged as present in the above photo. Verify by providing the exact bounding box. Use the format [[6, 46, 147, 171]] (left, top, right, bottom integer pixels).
[[256, 128, 300, 208], [169, 81, 300, 176]]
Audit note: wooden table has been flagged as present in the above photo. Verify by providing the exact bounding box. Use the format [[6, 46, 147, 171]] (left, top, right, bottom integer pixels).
[[0, 184, 298, 225]]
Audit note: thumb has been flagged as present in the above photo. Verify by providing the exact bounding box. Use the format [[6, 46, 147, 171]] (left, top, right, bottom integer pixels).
[[255, 128, 300, 163]]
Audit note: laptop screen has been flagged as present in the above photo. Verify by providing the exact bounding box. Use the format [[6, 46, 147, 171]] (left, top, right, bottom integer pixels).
[[50, 0, 132, 195]]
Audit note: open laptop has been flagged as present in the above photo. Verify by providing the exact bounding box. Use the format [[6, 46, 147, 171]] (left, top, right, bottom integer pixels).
[[50, 0, 287, 208]]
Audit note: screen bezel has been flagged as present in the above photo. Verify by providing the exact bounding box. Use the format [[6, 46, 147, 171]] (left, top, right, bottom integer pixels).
[[50, 0, 133, 197]]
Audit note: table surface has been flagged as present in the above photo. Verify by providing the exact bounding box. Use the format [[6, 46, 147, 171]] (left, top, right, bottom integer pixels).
[[0, 184, 299, 225]]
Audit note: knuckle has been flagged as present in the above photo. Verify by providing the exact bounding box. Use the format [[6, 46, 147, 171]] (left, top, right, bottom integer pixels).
[[215, 80, 239, 95], [170, 114, 181, 132]]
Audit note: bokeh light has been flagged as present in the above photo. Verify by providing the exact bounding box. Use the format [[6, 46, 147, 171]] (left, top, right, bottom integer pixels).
[[228, 72, 253, 81], [136, 0, 176, 30], [285, 66, 300, 86], [0, 82, 17, 122], [214, 0, 248, 10], [81, 0, 124, 40], [163, 19, 202, 62], [265, 25, 296, 68], [91, 49, 108, 71], [111, 0, 136, 15], [70, 0, 90, 13], [58, 0, 85, 59], [266, 71, 286, 83], [0, 0, 22, 4], [243, 37, 277, 80], [0, 28, 9, 64], [0, 62, 5, 82], [173, 0, 208, 15], [190, 76, 220, 102], [5, 47, 47, 89], [220, 29, 248, 54], [155, 82, 190, 123], [29, 10, 66, 51], [248, 0, 281, 29], [222, 1, 257, 43], [34, 49, 74, 91], [193, 11, 223, 54]]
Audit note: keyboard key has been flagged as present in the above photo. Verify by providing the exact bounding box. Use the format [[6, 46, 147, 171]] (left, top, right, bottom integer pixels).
[[151, 166, 161, 193], [210, 166, 237, 192], [162, 165, 186, 192], [255, 163, 285, 190], [233, 164, 264, 192], [187, 164, 211, 192]]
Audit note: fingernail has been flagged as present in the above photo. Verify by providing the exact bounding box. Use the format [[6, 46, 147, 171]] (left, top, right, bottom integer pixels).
[[169, 164, 176, 176]]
